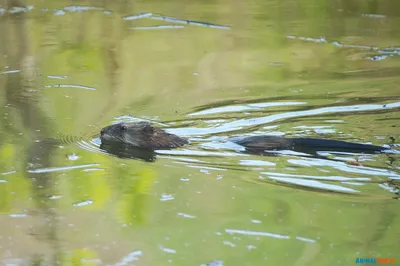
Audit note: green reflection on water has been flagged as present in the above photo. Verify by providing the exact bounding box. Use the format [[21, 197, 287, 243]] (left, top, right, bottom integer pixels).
[[0, 0, 399, 265]]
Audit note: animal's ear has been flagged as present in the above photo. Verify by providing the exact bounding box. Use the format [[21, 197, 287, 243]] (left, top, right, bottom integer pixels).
[[142, 123, 154, 134]]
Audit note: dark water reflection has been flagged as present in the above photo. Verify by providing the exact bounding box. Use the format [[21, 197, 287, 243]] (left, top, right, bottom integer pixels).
[[1, 0, 400, 265]]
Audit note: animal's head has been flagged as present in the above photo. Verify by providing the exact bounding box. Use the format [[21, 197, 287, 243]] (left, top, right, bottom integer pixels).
[[100, 121, 188, 150]]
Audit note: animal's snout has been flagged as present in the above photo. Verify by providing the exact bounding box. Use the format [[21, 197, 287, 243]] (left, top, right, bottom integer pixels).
[[100, 128, 106, 138]]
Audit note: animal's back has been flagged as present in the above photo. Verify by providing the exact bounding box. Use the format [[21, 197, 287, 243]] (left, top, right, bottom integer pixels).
[[230, 135, 386, 154], [291, 138, 385, 153]]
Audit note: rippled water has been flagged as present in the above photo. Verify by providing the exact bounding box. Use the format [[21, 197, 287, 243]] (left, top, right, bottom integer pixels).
[[0, 0, 400, 265]]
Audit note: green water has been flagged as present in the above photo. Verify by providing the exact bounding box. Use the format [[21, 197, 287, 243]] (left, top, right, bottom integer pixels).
[[0, 0, 399, 265]]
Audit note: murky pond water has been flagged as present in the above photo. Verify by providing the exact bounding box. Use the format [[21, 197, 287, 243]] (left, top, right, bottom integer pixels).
[[1, 0, 400, 265]]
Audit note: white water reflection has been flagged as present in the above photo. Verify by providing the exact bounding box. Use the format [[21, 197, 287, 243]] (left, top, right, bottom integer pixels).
[[177, 212, 197, 219], [156, 149, 247, 157], [122, 12, 231, 29], [171, 101, 400, 136], [159, 246, 177, 254], [0, 69, 21, 75], [123, 12, 153, 20], [261, 172, 371, 182], [225, 228, 289, 239], [240, 160, 276, 166], [150, 14, 231, 29], [73, 200, 94, 207], [131, 25, 185, 30], [114, 250, 142, 266], [287, 158, 400, 178], [265, 176, 360, 193], [225, 229, 316, 243], [189, 102, 306, 116], [28, 163, 100, 173], [287, 35, 400, 58], [45, 84, 97, 91]]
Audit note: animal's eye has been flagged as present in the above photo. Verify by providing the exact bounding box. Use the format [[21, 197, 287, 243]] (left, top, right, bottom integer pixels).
[[120, 124, 127, 130]]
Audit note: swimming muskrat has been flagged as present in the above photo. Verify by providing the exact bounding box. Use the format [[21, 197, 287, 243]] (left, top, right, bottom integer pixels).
[[100, 121, 389, 155]]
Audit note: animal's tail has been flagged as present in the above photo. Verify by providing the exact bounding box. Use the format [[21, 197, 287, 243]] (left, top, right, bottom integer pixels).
[[292, 138, 386, 153]]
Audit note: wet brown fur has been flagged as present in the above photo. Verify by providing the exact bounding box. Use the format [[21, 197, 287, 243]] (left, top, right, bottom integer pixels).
[[100, 121, 188, 150]]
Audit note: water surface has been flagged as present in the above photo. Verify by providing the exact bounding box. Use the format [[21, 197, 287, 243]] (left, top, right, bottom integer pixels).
[[0, 0, 399, 265]]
